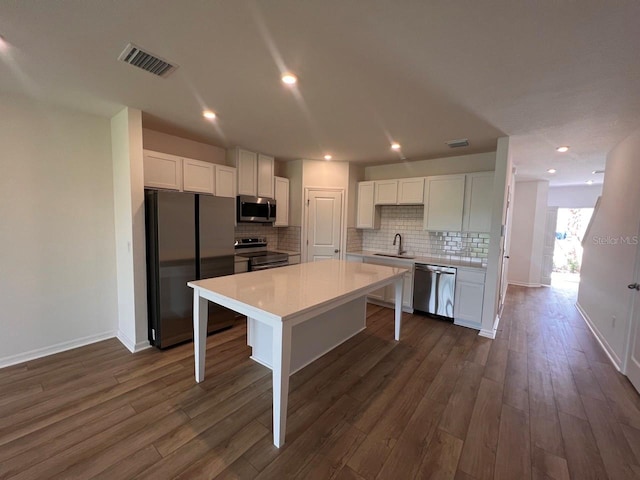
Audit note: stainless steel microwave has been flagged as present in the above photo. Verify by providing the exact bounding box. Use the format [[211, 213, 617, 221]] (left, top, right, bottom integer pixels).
[[236, 195, 277, 223]]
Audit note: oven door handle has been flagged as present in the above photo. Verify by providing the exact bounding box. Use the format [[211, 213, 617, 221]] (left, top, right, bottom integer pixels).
[[251, 261, 289, 271]]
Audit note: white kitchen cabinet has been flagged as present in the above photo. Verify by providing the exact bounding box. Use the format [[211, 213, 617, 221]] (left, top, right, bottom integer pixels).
[[374, 180, 398, 205], [274, 176, 289, 227], [454, 268, 485, 328], [228, 148, 258, 196], [462, 172, 494, 233], [257, 154, 275, 198], [423, 174, 466, 231], [398, 178, 425, 204], [288, 254, 301, 265], [143, 150, 183, 191], [214, 165, 236, 198], [234, 258, 249, 274], [362, 257, 414, 311], [356, 181, 380, 229], [183, 158, 215, 194]]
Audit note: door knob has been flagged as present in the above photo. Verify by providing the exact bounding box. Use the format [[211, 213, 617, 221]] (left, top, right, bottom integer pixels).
[[504, 255, 510, 259], [628, 283, 640, 291]]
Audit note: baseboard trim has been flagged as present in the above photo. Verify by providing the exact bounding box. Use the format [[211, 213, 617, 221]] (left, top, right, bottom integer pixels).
[[117, 331, 151, 353], [453, 318, 482, 331], [478, 314, 500, 339], [0, 331, 117, 369], [508, 281, 542, 288], [575, 301, 622, 371]]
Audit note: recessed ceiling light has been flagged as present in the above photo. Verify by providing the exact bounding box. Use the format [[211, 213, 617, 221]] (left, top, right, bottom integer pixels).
[[323, 154, 332, 161], [556, 146, 570, 153], [586, 180, 594, 185], [281, 73, 297, 85], [547, 168, 557, 174], [391, 143, 401, 151], [202, 110, 216, 120]]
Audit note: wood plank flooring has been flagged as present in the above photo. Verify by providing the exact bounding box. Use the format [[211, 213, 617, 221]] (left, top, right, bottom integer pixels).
[[1, 281, 639, 479]]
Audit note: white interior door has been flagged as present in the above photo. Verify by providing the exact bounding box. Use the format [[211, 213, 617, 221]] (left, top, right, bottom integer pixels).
[[306, 190, 343, 262], [541, 207, 558, 286], [626, 243, 640, 393]]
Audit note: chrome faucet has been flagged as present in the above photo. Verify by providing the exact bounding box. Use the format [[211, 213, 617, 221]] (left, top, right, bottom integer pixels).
[[393, 233, 406, 255]]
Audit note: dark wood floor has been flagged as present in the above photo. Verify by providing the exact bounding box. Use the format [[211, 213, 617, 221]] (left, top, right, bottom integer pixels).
[[1, 282, 639, 479]]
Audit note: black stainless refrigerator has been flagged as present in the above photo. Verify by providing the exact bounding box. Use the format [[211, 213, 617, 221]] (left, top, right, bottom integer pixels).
[[144, 190, 236, 348]]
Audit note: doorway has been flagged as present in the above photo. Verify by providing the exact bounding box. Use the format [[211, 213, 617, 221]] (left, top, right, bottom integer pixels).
[[303, 188, 344, 263], [551, 208, 594, 286]]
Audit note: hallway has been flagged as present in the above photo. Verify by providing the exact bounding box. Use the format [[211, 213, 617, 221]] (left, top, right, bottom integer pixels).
[[495, 282, 640, 479]]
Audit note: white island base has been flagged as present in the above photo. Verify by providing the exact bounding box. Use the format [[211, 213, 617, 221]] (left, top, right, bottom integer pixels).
[[247, 297, 366, 374], [188, 260, 406, 448]]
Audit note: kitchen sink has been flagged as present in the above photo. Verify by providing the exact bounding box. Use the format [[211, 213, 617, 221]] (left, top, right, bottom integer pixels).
[[373, 253, 415, 259]]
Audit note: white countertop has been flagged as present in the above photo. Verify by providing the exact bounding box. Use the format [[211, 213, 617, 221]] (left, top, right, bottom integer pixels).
[[347, 250, 487, 271], [189, 259, 407, 321]]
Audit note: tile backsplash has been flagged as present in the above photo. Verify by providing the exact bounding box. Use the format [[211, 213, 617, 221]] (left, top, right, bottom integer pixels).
[[277, 226, 301, 252], [358, 205, 489, 265], [234, 224, 301, 252]]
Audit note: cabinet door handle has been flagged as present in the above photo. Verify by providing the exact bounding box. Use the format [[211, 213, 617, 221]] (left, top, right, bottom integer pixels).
[[628, 283, 640, 291], [334, 249, 340, 253]]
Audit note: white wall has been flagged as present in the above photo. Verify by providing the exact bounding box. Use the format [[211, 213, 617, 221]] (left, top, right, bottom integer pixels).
[[0, 95, 118, 367], [578, 128, 640, 369], [142, 128, 226, 165], [508, 180, 549, 287], [112, 108, 148, 352], [481, 137, 514, 337], [548, 184, 602, 208], [364, 151, 495, 180]]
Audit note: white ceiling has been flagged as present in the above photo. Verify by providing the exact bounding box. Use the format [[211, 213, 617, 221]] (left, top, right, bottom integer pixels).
[[1, 1, 639, 186]]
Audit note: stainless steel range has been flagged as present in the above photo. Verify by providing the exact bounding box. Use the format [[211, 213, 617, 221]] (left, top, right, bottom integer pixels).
[[235, 238, 289, 271]]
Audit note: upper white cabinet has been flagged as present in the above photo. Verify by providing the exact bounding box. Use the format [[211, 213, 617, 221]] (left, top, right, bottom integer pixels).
[[228, 148, 258, 196], [215, 165, 236, 198], [227, 148, 275, 198], [462, 172, 494, 233], [144, 149, 237, 199], [374, 180, 398, 205], [398, 178, 425, 204], [356, 181, 380, 229], [423, 175, 466, 231], [257, 154, 275, 198], [274, 176, 289, 227], [143, 150, 183, 191], [371, 178, 424, 206], [183, 158, 215, 194]]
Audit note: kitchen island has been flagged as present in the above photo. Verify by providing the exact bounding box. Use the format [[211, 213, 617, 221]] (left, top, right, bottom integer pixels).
[[188, 259, 406, 447]]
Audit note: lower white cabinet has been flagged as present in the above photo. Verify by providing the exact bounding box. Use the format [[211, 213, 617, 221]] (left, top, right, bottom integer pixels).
[[361, 257, 414, 311], [454, 268, 485, 328], [234, 258, 249, 274], [288, 254, 301, 265]]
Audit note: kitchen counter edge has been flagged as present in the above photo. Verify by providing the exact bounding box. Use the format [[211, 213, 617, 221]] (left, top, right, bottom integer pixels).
[[346, 251, 487, 271]]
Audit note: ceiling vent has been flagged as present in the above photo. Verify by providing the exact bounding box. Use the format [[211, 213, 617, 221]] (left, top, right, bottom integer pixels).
[[445, 138, 470, 148], [117, 43, 178, 78]]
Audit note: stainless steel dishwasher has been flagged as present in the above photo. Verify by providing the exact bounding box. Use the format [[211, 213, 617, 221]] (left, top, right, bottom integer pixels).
[[413, 264, 456, 319]]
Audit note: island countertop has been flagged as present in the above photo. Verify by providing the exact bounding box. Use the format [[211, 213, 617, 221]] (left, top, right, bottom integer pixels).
[[188, 259, 408, 448], [188, 259, 408, 321]]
